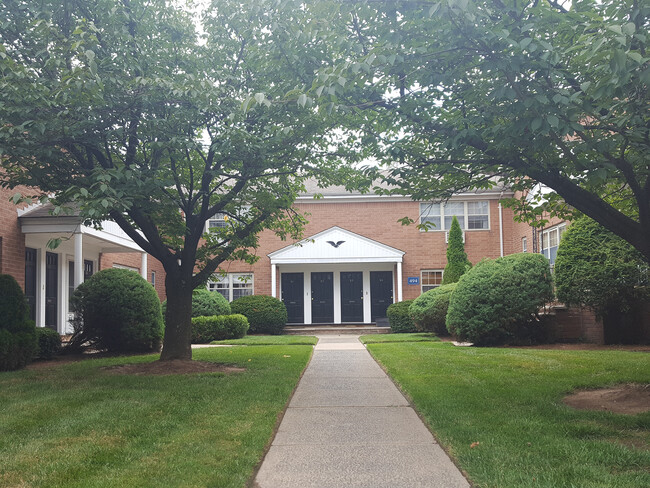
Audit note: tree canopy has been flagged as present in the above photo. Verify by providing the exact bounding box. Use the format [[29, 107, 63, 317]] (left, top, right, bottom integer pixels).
[[0, 0, 355, 360], [308, 0, 650, 261]]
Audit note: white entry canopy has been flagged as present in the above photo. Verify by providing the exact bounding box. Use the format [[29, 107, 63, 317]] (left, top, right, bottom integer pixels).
[[269, 226, 405, 264]]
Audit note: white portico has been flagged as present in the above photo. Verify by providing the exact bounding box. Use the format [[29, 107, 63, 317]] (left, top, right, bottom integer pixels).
[[268, 227, 405, 325]]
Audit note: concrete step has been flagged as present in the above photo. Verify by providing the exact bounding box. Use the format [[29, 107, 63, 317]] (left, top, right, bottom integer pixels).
[[285, 325, 391, 335]]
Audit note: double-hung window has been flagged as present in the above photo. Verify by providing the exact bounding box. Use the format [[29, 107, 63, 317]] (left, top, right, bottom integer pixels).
[[208, 273, 254, 301], [539, 224, 566, 266], [421, 270, 443, 293], [420, 201, 489, 231], [207, 212, 228, 229]]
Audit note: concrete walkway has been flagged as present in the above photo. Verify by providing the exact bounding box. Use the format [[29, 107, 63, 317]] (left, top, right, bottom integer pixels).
[[254, 335, 470, 488]]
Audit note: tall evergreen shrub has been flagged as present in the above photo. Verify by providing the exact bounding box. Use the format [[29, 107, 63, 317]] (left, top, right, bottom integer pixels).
[[0, 274, 37, 370], [442, 216, 471, 285]]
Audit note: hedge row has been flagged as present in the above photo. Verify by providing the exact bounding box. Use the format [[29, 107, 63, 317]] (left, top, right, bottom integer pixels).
[[191, 314, 249, 343]]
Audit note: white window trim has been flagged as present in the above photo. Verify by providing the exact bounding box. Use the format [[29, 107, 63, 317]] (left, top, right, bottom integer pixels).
[[539, 224, 567, 265], [420, 269, 444, 294], [419, 201, 490, 232], [522, 236, 528, 253], [208, 272, 254, 301]]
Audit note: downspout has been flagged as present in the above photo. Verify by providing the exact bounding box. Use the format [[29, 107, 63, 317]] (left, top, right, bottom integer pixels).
[[498, 191, 504, 257]]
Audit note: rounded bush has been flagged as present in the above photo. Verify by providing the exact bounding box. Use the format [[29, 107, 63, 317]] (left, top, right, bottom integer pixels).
[[36, 327, 62, 359], [387, 300, 416, 333], [230, 295, 287, 334], [162, 288, 231, 320], [70, 268, 163, 353], [446, 253, 554, 345], [0, 274, 37, 371], [191, 314, 249, 343], [555, 217, 648, 316], [410, 283, 457, 334]]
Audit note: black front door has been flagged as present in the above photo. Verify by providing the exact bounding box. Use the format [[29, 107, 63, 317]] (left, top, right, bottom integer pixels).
[[370, 271, 393, 321], [25, 248, 37, 321], [340, 271, 363, 322], [45, 252, 58, 330], [282, 273, 304, 324], [311, 272, 334, 323]]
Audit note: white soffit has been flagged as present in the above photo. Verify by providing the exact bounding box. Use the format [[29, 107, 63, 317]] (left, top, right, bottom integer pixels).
[[269, 226, 405, 264]]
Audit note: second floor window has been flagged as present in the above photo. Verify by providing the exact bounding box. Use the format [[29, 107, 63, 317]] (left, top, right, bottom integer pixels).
[[420, 201, 489, 231]]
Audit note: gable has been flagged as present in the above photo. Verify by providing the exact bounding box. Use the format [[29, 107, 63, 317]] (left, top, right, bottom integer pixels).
[[268, 226, 404, 264]]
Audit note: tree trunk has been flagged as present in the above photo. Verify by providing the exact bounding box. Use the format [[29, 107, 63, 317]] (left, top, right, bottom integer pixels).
[[160, 274, 193, 361]]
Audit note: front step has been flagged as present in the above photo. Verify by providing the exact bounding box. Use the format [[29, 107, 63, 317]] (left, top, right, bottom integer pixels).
[[284, 324, 391, 335]]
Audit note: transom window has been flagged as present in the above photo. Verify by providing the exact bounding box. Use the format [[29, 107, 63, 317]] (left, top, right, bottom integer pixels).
[[539, 224, 566, 266], [420, 201, 489, 231], [421, 270, 443, 293], [208, 273, 254, 301]]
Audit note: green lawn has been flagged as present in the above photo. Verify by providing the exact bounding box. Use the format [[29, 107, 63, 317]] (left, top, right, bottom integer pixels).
[[211, 335, 318, 346], [0, 345, 313, 488], [359, 332, 440, 344], [366, 341, 650, 488]]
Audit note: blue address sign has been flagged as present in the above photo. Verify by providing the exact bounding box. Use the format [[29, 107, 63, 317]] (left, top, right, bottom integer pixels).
[[407, 277, 420, 285]]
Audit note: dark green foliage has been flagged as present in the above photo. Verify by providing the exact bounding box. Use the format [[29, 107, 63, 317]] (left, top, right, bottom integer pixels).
[[0, 274, 37, 371], [162, 288, 231, 320], [409, 283, 457, 335], [0, 274, 30, 333], [191, 314, 249, 343], [69, 268, 163, 353], [555, 217, 648, 317], [442, 216, 471, 285], [446, 253, 554, 345], [35, 328, 62, 359], [387, 300, 416, 333], [231, 295, 287, 335]]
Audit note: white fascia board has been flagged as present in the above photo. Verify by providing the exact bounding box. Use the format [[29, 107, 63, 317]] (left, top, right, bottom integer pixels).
[[295, 190, 514, 203], [20, 220, 79, 234], [81, 225, 144, 252], [271, 256, 403, 265]]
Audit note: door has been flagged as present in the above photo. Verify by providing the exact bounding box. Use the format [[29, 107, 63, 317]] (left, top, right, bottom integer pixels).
[[25, 248, 37, 322], [340, 271, 363, 322], [311, 272, 334, 323], [370, 271, 393, 321], [45, 252, 58, 330], [282, 273, 304, 324]]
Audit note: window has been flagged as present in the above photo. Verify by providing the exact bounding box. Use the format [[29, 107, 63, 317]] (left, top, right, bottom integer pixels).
[[539, 224, 566, 266], [151, 271, 156, 286], [208, 273, 253, 301], [113, 263, 138, 272], [207, 212, 228, 229], [421, 270, 443, 293], [522, 236, 528, 253], [420, 201, 489, 231]]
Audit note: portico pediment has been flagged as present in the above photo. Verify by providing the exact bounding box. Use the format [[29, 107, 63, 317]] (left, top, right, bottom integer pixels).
[[268, 226, 404, 264]]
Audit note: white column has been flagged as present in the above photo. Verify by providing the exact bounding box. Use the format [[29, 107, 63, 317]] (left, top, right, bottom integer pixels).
[[396, 261, 403, 302], [37, 249, 46, 328], [271, 264, 277, 298], [141, 253, 148, 280], [74, 232, 84, 287]]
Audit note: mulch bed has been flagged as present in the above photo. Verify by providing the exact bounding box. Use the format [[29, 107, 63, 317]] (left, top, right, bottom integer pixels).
[[563, 384, 650, 415]]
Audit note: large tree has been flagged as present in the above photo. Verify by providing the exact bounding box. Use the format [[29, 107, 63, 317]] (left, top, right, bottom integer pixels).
[[308, 0, 650, 261], [0, 0, 354, 360]]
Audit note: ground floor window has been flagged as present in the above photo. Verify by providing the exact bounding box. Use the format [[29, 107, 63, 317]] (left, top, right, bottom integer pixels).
[[421, 270, 443, 293], [112, 263, 139, 272], [208, 273, 254, 301], [539, 224, 566, 266]]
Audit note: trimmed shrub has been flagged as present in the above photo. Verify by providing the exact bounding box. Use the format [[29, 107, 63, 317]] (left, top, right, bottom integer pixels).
[[231, 295, 287, 334], [410, 283, 457, 334], [191, 314, 249, 343], [555, 217, 648, 316], [446, 253, 554, 345], [162, 288, 231, 321], [36, 328, 62, 359], [442, 216, 471, 285], [387, 300, 416, 333], [0, 274, 37, 371], [69, 268, 163, 353]]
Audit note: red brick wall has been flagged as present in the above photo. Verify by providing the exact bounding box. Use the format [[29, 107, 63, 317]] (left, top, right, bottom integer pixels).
[[100, 252, 166, 301], [212, 198, 517, 301], [0, 186, 36, 289]]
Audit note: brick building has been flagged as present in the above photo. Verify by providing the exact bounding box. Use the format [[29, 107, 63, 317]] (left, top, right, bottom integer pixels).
[[2, 181, 615, 343]]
